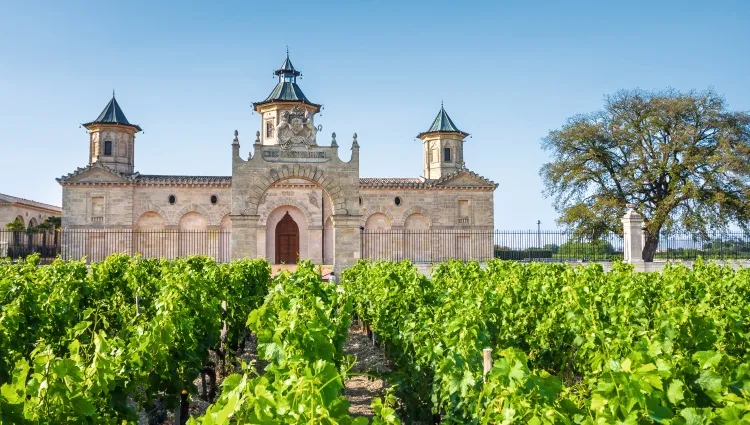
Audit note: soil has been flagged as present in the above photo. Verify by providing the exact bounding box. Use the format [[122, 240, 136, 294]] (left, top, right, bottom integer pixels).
[[344, 323, 392, 420]]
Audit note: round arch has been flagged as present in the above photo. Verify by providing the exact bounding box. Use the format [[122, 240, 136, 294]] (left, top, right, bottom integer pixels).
[[245, 165, 346, 216], [364, 212, 392, 230], [133, 204, 169, 226], [173, 204, 211, 227], [135, 211, 165, 230], [361, 206, 395, 228], [212, 206, 232, 226], [258, 197, 315, 227], [401, 206, 432, 228], [178, 211, 208, 231], [220, 214, 231, 230], [264, 205, 308, 264]]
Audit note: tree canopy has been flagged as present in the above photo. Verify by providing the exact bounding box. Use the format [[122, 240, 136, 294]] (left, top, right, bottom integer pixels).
[[540, 88, 750, 261]]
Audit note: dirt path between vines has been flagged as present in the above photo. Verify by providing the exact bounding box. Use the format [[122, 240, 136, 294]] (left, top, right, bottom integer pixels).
[[344, 324, 391, 420], [153, 325, 389, 424]]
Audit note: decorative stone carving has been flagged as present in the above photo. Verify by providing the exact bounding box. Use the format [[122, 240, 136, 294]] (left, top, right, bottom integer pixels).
[[308, 191, 319, 208], [276, 106, 317, 150]]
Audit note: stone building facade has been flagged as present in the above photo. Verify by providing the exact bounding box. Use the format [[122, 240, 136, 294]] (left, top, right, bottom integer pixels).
[[58, 54, 496, 268], [0, 193, 61, 229]]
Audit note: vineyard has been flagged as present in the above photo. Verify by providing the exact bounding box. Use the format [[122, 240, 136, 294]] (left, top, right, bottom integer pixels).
[[344, 260, 750, 424], [1, 255, 749, 424]]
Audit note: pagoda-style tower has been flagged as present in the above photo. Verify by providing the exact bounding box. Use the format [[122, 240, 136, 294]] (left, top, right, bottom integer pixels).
[[82, 92, 142, 174], [252, 52, 321, 146], [417, 104, 469, 179]]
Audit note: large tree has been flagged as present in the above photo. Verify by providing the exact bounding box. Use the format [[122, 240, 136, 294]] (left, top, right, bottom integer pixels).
[[540, 88, 750, 261]]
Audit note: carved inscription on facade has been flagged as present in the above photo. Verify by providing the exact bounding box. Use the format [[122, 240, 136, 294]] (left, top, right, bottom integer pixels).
[[261, 148, 330, 163]]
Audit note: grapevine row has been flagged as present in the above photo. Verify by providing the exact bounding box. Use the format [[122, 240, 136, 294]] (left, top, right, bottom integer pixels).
[[343, 259, 750, 424], [188, 260, 400, 424], [0, 254, 270, 424]]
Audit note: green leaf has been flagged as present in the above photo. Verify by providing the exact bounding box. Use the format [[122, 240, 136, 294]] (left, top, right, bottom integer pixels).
[[73, 398, 97, 416], [667, 379, 685, 405], [680, 407, 713, 425]]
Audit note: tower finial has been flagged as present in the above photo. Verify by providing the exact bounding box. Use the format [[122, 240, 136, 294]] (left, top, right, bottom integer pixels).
[[286, 45, 289, 56], [441, 99, 443, 108], [113, 89, 116, 99]]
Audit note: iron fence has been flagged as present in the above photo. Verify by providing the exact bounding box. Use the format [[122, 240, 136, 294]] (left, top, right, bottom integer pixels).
[[0, 230, 60, 263], [361, 230, 625, 263], [655, 231, 750, 260], [2, 229, 748, 265], [0, 229, 232, 264]]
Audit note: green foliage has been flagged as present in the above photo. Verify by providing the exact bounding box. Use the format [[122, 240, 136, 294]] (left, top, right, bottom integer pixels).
[[540, 88, 750, 259], [0, 256, 397, 424], [343, 259, 750, 424], [556, 239, 616, 260], [5, 218, 25, 232], [0, 254, 271, 424], [190, 261, 399, 424]]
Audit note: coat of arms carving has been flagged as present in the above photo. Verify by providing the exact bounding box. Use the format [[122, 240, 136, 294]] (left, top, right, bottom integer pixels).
[[276, 106, 318, 150], [308, 191, 319, 208]]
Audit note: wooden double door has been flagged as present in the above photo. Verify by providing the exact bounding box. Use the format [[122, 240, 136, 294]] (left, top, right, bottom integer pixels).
[[275, 212, 299, 264]]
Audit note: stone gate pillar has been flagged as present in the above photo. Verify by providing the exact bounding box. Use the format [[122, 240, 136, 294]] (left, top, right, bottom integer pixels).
[[332, 214, 362, 274], [231, 214, 259, 260], [621, 204, 644, 263]]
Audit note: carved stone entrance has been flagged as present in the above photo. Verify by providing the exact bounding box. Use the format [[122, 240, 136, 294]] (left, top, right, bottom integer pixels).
[[275, 211, 299, 264]]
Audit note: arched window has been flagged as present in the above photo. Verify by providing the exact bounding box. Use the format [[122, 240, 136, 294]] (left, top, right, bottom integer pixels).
[[444, 147, 451, 162], [104, 140, 113, 156]]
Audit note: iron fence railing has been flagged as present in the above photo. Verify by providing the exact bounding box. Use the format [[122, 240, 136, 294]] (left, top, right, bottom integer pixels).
[[0, 229, 232, 264], [361, 230, 625, 263], [655, 231, 750, 260], [0, 230, 60, 263], [1, 229, 748, 265]]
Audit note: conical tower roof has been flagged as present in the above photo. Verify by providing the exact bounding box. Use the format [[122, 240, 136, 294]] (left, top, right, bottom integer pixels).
[[83, 92, 142, 131], [417, 104, 468, 138], [275, 52, 300, 77], [253, 52, 320, 112]]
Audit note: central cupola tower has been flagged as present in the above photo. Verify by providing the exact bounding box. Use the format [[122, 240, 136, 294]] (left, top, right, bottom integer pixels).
[[253, 51, 321, 146]]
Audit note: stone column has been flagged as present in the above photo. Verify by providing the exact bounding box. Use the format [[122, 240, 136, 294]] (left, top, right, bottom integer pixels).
[[332, 214, 362, 274], [621, 204, 644, 263], [230, 215, 259, 260]]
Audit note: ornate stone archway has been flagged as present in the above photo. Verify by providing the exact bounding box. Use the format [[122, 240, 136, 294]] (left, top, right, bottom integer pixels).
[[230, 139, 362, 268]]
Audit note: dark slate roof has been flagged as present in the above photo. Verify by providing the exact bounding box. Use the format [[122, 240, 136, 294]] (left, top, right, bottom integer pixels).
[[433, 168, 498, 189], [262, 81, 312, 103], [359, 177, 426, 188], [360, 169, 496, 189], [0, 193, 61, 212], [57, 163, 231, 186], [254, 54, 320, 112], [417, 105, 468, 138], [275, 54, 300, 77], [135, 175, 232, 185], [83, 93, 142, 131]]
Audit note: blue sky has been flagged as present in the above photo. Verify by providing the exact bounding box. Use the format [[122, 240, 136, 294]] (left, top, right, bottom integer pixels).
[[1, 0, 748, 229]]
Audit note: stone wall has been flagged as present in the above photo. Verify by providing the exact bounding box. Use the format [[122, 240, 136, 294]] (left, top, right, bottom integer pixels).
[[132, 186, 231, 229], [60, 182, 231, 261], [359, 187, 494, 229], [62, 185, 134, 228], [358, 187, 494, 261], [1, 205, 60, 228]]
